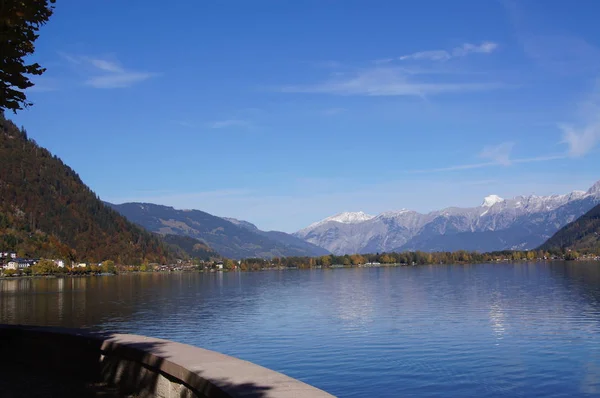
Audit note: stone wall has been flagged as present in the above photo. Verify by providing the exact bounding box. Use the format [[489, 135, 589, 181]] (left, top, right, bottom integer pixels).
[[0, 325, 335, 398]]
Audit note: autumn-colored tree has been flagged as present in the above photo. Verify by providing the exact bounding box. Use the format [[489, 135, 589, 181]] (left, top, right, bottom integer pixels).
[[101, 260, 116, 274], [1, 0, 56, 112], [31, 258, 58, 275], [350, 254, 364, 265]]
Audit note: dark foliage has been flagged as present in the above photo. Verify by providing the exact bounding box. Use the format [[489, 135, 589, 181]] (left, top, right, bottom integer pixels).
[[0, 0, 55, 112], [0, 113, 175, 264], [538, 204, 600, 253]]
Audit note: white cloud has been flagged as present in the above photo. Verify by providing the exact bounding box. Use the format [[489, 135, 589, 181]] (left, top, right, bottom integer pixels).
[[280, 67, 505, 97], [398, 41, 498, 62], [399, 50, 452, 62], [86, 72, 156, 89], [87, 58, 124, 73], [560, 80, 600, 157], [479, 141, 514, 166], [452, 42, 498, 57], [208, 119, 252, 129], [561, 122, 600, 157], [61, 53, 156, 88], [408, 142, 566, 174]]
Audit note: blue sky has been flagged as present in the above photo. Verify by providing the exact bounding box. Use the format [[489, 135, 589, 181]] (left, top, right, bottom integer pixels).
[[11, 0, 600, 232]]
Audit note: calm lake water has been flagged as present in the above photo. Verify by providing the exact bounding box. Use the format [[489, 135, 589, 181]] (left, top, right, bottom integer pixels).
[[1, 262, 600, 397]]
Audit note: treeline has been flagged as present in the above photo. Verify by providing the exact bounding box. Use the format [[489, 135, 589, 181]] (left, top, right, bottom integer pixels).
[[237, 249, 585, 270], [2, 259, 117, 277]]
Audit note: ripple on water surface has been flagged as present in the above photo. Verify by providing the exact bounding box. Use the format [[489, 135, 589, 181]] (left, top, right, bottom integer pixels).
[[1, 263, 600, 397]]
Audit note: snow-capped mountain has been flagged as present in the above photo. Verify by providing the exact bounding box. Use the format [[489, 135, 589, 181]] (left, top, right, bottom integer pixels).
[[299, 211, 374, 231], [294, 180, 600, 255]]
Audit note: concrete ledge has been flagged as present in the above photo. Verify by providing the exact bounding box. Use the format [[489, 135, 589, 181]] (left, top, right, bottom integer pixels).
[[0, 324, 335, 398]]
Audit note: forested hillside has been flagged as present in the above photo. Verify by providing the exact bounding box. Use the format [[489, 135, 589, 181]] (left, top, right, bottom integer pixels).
[[0, 113, 174, 264], [539, 204, 600, 253], [109, 202, 329, 259], [162, 234, 219, 260]]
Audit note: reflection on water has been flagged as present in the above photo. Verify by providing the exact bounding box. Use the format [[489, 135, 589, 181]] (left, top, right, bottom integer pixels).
[[489, 294, 507, 343], [1, 262, 600, 398]]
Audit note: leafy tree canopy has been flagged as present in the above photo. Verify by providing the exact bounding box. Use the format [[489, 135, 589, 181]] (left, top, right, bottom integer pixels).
[[1, 0, 55, 112]]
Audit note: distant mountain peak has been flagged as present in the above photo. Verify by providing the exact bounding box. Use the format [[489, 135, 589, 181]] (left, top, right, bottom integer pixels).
[[325, 211, 375, 224], [482, 195, 504, 207], [381, 209, 410, 215], [588, 180, 600, 195], [300, 211, 375, 233], [295, 179, 600, 255]]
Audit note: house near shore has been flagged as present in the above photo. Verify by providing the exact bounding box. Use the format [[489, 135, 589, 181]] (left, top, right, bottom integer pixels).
[[3, 258, 37, 270]]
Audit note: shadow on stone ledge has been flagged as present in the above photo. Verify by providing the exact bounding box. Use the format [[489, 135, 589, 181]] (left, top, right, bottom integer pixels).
[[0, 325, 323, 398]]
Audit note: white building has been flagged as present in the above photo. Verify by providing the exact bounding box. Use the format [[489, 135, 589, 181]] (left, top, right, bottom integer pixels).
[[5, 259, 34, 270]]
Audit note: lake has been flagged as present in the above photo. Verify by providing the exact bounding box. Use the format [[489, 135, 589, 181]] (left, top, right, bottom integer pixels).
[[1, 262, 600, 397]]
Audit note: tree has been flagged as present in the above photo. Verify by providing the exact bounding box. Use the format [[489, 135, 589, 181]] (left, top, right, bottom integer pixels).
[[31, 258, 57, 275], [101, 260, 116, 274], [1, 0, 56, 112]]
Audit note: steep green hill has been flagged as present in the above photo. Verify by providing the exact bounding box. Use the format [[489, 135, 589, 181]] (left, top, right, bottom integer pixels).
[[0, 113, 175, 264], [538, 204, 600, 253]]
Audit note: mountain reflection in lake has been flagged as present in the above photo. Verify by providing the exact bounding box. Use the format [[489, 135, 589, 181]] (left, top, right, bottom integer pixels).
[[1, 262, 600, 397]]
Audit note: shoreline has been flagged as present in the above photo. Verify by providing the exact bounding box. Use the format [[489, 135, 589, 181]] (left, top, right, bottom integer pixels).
[[1, 258, 598, 280]]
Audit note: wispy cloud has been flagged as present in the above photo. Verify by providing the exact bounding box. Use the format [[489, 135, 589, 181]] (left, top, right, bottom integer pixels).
[[409, 142, 566, 173], [560, 79, 600, 157], [86, 72, 156, 89], [397, 42, 498, 62], [561, 123, 600, 157], [479, 142, 514, 166], [280, 67, 505, 97], [88, 58, 124, 73], [61, 53, 157, 88], [208, 119, 252, 129]]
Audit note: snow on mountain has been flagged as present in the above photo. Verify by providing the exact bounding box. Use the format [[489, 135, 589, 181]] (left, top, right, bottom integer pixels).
[[482, 195, 504, 207], [588, 181, 600, 195], [299, 211, 374, 233], [326, 211, 375, 224], [294, 180, 600, 255]]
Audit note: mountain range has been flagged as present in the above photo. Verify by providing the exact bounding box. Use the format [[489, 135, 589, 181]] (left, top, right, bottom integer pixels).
[[108, 202, 329, 259], [294, 182, 600, 255], [6, 106, 596, 263]]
